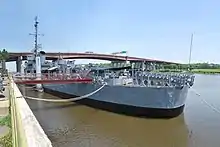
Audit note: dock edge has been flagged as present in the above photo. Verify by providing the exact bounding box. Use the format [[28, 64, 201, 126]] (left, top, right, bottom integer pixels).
[[9, 77, 53, 147]]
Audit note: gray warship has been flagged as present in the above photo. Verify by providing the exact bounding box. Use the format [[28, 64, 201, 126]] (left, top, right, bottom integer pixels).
[[18, 17, 195, 118], [19, 50, 195, 118]]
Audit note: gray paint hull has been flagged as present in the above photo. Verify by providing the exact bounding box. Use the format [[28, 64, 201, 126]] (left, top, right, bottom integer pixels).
[[42, 83, 189, 118]]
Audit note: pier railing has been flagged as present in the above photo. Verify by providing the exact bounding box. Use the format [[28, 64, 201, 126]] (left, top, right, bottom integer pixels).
[[12, 73, 85, 80], [12, 73, 93, 84]]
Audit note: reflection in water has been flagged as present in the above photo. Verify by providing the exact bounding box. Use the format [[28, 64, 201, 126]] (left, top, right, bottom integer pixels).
[[20, 85, 189, 147], [18, 74, 220, 147]]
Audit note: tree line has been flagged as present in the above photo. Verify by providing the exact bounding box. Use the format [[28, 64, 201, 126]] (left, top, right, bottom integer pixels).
[[163, 63, 220, 70]]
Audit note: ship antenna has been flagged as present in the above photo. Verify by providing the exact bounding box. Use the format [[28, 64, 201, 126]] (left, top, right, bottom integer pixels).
[[29, 16, 44, 56], [188, 33, 194, 71]]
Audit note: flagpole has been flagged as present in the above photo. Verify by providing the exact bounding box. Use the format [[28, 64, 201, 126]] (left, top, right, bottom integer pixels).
[[188, 33, 193, 71]]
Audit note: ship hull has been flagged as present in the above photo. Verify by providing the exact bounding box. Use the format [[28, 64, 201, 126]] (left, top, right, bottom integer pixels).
[[43, 83, 189, 119]]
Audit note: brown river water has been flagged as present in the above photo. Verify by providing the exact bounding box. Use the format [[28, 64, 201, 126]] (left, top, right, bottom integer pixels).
[[19, 74, 220, 147]]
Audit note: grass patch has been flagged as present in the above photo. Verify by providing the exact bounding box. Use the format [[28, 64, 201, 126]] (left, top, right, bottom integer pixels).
[[0, 129, 12, 147], [0, 110, 12, 147], [0, 115, 11, 128]]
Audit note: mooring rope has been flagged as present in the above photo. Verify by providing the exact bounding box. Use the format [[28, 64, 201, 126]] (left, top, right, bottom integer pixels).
[[191, 88, 220, 114], [16, 83, 107, 102]]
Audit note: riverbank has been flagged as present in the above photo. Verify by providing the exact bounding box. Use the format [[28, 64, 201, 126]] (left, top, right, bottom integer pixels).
[[157, 69, 220, 74]]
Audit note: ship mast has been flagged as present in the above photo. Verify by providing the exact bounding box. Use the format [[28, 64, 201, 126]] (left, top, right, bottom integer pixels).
[[29, 16, 44, 91]]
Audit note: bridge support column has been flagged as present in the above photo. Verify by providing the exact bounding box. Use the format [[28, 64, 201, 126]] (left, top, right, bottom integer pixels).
[[16, 56, 22, 73], [0, 60, 6, 75]]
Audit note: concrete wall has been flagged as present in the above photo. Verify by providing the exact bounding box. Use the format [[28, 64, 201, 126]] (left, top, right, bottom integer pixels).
[[10, 79, 52, 147]]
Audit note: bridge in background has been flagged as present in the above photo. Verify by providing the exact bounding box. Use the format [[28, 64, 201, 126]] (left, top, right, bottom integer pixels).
[[8, 52, 176, 63], [7, 52, 178, 72]]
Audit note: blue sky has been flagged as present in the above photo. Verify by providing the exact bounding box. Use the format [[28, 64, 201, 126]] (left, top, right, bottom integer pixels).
[[1, 0, 220, 71]]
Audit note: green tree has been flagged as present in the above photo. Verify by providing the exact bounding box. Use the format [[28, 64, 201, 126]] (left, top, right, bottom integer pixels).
[[0, 49, 9, 61], [0, 49, 9, 75], [1, 49, 9, 60]]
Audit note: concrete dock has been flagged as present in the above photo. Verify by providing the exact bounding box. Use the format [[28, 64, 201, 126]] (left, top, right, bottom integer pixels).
[[8, 78, 53, 147]]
